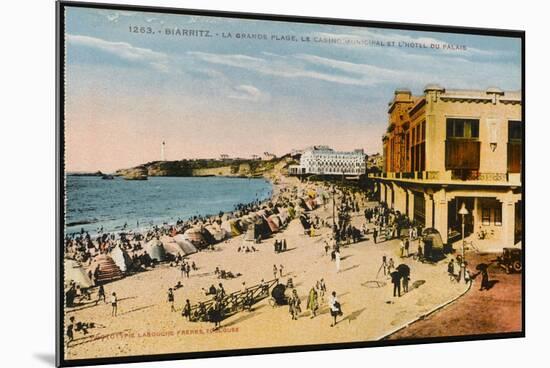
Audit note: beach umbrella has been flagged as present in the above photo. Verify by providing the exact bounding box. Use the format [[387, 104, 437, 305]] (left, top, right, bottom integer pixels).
[[396, 264, 410, 277]]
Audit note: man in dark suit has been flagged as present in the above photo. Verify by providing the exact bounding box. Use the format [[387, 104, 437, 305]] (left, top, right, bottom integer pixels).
[[391, 271, 401, 297]]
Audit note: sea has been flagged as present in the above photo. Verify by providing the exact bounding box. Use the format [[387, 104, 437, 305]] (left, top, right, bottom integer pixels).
[[65, 176, 273, 235]]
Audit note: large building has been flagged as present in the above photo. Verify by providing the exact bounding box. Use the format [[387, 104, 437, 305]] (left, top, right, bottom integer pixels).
[[289, 146, 366, 176], [371, 85, 522, 248]]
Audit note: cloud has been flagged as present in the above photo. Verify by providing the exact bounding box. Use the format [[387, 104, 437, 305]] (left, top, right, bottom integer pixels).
[[228, 84, 269, 102], [188, 51, 382, 86], [66, 34, 170, 72]]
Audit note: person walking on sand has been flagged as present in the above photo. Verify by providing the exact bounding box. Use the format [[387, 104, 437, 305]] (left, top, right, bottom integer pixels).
[[404, 238, 410, 257], [391, 271, 401, 297], [399, 238, 405, 258], [279, 264, 284, 278], [402, 273, 410, 293], [335, 249, 341, 273], [66, 316, 75, 347], [182, 299, 191, 320], [168, 288, 176, 312], [479, 267, 490, 290], [273, 264, 278, 280], [111, 292, 118, 317], [307, 286, 319, 318], [329, 291, 342, 327], [180, 263, 185, 278], [289, 289, 301, 320], [96, 284, 106, 305], [373, 227, 378, 244], [448, 259, 456, 282], [388, 258, 395, 274]]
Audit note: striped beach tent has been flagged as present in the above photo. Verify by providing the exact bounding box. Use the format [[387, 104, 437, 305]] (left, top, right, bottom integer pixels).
[[89, 254, 123, 284], [173, 235, 198, 255], [182, 227, 208, 248], [162, 240, 186, 257], [266, 214, 281, 233]]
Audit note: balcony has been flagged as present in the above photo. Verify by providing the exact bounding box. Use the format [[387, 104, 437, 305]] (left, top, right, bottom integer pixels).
[[369, 170, 520, 187]]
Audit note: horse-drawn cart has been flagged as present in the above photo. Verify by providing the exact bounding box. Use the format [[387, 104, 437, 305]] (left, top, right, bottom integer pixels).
[[188, 278, 278, 322]]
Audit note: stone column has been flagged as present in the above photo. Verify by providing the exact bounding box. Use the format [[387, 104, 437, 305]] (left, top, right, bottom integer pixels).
[[380, 182, 386, 203], [433, 188, 449, 244], [407, 190, 415, 221], [424, 193, 434, 229], [501, 193, 521, 247]]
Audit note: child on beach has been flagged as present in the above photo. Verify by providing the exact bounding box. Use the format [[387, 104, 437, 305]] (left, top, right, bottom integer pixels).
[[168, 288, 175, 312], [111, 292, 118, 317]]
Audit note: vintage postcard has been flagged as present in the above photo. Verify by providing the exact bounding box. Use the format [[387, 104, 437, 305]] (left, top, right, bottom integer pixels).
[[57, 2, 524, 366]]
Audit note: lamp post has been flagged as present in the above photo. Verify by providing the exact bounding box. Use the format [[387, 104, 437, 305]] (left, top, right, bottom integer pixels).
[[458, 202, 469, 280], [332, 185, 336, 237]]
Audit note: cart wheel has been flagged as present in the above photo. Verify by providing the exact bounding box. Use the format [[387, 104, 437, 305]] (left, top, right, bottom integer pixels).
[[512, 261, 522, 272], [268, 298, 276, 307]]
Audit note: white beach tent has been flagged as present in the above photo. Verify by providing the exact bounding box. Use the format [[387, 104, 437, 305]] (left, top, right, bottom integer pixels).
[[205, 224, 228, 242], [110, 245, 132, 273], [144, 239, 167, 262], [64, 259, 93, 288]]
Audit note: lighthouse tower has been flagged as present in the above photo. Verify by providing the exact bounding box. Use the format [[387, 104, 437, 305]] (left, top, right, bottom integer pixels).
[[161, 141, 166, 161]]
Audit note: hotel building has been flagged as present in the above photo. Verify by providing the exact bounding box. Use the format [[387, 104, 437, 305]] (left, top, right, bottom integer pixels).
[[371, 85, 522, 248], [288, 146, 366, 176]]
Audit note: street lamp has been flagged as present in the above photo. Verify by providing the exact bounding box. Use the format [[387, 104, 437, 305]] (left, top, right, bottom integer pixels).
[[458, 202, 469, 280]]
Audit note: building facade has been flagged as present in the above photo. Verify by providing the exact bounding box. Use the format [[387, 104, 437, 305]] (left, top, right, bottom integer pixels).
[[289, 146, 366, 176], [372, 85, 522, 248]]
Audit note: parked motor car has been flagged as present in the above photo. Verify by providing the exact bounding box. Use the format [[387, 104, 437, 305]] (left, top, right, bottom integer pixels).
[[496, 247, 522, 273]]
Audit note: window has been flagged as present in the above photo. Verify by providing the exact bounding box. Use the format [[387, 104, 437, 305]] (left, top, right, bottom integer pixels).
[[494, 206, 502, 226], [508, 120, 522, 173], [446, 118, 479, 139], [482, 208, 491, 226], [508, 120, 522, 141]]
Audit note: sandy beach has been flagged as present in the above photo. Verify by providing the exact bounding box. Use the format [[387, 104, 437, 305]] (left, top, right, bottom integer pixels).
[[64, 176, 468, 361]]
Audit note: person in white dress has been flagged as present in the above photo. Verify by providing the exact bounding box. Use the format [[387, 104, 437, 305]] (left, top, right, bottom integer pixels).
[[329, 291, 342, 327]]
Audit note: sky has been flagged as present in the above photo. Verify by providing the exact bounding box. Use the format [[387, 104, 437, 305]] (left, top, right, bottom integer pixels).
[[64, 6, 522, 173]]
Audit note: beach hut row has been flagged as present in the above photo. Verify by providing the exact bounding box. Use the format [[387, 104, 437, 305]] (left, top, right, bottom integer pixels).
[[67, 199, 307, 287]]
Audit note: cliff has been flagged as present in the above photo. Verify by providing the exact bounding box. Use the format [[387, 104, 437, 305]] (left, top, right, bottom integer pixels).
[[115, 157, 292, 179]]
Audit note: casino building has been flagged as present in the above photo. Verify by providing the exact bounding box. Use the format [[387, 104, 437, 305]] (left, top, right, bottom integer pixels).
[[288, 146, 366, 177], [370, 85, 522, 248]]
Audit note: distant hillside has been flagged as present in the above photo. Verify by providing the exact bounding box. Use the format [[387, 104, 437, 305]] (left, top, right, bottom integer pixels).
[[115, 157, 292, 179]]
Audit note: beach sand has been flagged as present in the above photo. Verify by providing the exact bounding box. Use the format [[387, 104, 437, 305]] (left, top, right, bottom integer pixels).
[[65, 177, 468, 360]]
